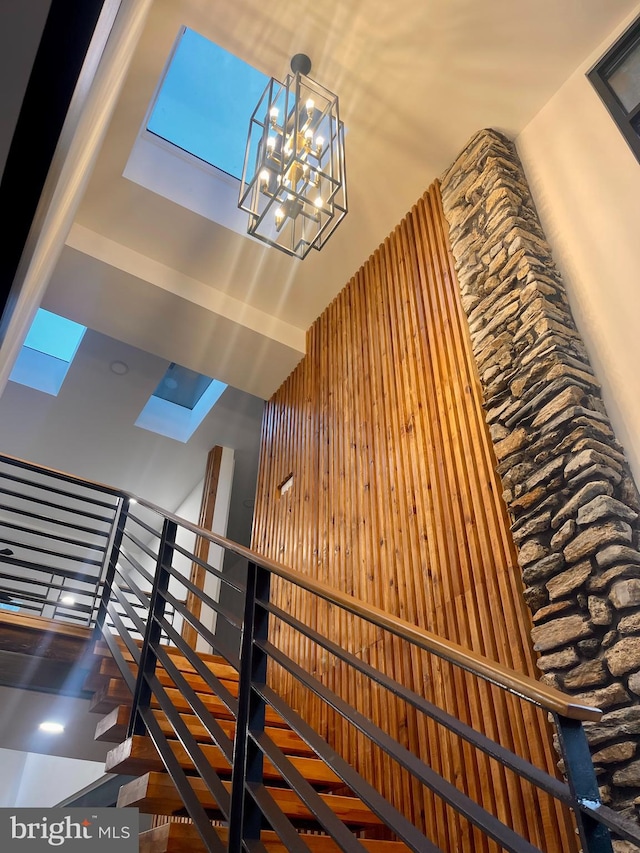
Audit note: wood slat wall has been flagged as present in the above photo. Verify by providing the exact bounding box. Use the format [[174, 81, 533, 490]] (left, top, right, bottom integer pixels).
[[252, 183, 577, 852]]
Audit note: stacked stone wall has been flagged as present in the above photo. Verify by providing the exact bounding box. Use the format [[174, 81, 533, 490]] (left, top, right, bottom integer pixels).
[[440, 128, 640, 821]]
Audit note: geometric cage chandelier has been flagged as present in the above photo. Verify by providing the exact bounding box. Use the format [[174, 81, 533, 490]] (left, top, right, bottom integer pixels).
[[238, 54, 347, 260]]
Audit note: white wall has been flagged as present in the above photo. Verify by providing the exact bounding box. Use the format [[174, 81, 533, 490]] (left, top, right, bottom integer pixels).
[[0, 748, 28, 807], [0, 750, 105, 808], [517, 4, 640, 486], [169, 447, 235, 648]]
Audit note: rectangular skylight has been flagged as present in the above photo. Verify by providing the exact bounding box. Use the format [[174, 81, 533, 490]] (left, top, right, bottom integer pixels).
[[136, 362, 227, 442], [9, 308, 86, 396], [152, 363, 213, 410], [147, 28, 269, 180]]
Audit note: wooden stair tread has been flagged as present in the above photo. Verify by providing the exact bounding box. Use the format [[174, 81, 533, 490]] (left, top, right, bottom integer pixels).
[[140, 822, 410, 853], [101, 657, 240, 697], [107, 735, 343, 788], [118, 772, 385, 828], [91, 639, 236, 677], [96, 707, 314, 756], [89, 677, 288, 726], [84, 644, 238, 695]]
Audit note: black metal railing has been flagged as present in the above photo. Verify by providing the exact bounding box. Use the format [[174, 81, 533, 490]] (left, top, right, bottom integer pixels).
[[0, 455, 124, 625], [3, 452, 640, 853]]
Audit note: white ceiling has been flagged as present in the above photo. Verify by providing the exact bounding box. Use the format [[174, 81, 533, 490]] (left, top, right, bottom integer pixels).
[[0, 329, 264, 513], [0, 686, 111, 762], [39, 0, 638, 402]]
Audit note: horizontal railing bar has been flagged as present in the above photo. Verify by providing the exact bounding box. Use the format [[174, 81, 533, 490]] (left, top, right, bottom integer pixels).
[[264, 599, 571, 803], [169, 541, 245, 596], [0, 502, 110, 537], [100, 616, 139, 693], [4, 600, 91, 624], [0, 453, 125, 501], [126, 511, 161, 540], [118, 549, 155, 587], [261, 640, 544, 853], [145, 664, 233, 776], [244, 781, 316, 853], [162, 561, 243, 633], [258, 685, 446, 853], [121, 528, 159, 563], [0, 571, 101, 596], [154, 613, 239, 721], [0, 555, 101, 584], [0, 468, 119, 510], [110, 581, 148, 639], [0, 485, 115, 524], [139, 705, 228, 853], [114, 565, 150, 611], [252, 730, 416, 853], [579, 801, 640, 846], [0, 587, 94, 614], [0, 536, 103, 566], [107, 600, 142, 668], [0, 519, 106, 551]]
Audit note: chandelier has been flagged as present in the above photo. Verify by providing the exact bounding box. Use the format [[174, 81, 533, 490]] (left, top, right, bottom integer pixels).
[[238, 54, 347, 260]]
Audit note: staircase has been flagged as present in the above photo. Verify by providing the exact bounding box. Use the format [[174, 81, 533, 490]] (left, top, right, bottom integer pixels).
[[3, 452, 640, 853], [84, 639, 409, 853]]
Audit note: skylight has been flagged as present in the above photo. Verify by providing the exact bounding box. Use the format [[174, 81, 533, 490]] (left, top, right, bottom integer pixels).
[[135, 362, 227, 443], [146, 28, 269, 180], [9, 308, 86, 396]]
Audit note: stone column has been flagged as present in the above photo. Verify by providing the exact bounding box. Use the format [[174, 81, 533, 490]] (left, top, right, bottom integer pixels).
[[440, 128, 640, 821]]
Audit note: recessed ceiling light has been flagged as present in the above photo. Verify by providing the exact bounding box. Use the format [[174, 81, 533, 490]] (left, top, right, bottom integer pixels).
[[60, 595, 75, 606], [110, 360, 129, 375], [39, 721, 64, 734]]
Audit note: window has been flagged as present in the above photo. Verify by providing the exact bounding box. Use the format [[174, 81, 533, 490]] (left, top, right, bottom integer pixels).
[[9, 309, 86, 396], [588, 16, 640, 163]]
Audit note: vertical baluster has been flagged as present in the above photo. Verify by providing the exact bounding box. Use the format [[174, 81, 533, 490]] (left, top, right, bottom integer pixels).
[[228, 560, 270, 852], [128, 517, 177, 738], [555, 715, 614, 853], [93, 496, 129, 636]]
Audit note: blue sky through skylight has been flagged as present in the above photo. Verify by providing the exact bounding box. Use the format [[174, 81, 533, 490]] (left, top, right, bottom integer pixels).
[[9, 309, 86, 396], [147, 28, 269, 180], [24, 309, 86, 362]]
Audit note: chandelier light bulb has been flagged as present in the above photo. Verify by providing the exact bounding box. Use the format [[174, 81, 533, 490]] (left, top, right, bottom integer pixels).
[[238, 52, 347, 259]]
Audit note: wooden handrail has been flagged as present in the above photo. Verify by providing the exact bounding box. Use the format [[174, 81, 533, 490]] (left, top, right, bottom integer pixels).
[[0, 451, 602, 722]]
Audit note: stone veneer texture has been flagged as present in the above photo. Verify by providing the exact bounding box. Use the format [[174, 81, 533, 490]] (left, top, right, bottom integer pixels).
[[440, 128, 640, 820]]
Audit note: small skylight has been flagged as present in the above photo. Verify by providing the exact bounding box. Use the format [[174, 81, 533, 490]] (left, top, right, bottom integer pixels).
[[135, 362, 227, 443], [9, 308, 86, 396], [147, 28, 269, 180], [153, 363, 213, 409]]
